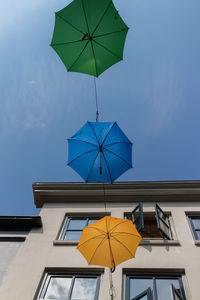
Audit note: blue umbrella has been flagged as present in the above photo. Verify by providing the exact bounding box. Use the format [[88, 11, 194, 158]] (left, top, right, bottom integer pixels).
[[68, 122, 132, 183]]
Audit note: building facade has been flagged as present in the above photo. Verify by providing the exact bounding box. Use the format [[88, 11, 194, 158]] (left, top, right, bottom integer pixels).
[[0, 216, 42, 288], [0, 181, 200, 299]]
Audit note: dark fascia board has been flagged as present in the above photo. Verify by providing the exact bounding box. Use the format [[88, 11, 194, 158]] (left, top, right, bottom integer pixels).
[[0, 216, 42, 231], [32, 180, 200, 208]]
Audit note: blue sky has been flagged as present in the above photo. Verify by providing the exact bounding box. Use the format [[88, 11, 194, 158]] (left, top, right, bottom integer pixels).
[[0, 0, 200, 215]]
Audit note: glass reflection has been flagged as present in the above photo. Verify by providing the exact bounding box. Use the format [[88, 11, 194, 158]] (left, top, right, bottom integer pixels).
[[156, 279, 179, 300], [196, 230, 200, 240], [64, 231, 82, 241], [44, 277, 72, 299], [68, 219, 87, 230], [192, 218, 200, 229], [88, 219, 99, 225], [71, 277, 97, 300], [130, 279, 153, 299]]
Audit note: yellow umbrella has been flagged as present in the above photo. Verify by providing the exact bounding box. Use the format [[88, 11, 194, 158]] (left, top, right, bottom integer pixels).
[[77, 216, 142, 270]]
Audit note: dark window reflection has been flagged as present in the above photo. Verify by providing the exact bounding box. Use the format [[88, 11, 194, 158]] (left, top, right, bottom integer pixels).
[[127, 276, 185, 300]]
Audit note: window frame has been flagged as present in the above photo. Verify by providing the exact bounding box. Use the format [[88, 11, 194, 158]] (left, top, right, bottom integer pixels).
[[127, 203, 144, 233], [125, 275, 186, 300], [155, 204, 173, 240], [170, 283, 184, 300], [126, 203, 174, 241], [58, 214, 106, 241], [188, 216, 200, 240], [131, 287, 153, 300], [37, 272, 101, 300]]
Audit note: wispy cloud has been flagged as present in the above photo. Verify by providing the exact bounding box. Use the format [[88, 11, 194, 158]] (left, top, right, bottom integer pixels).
[[0, 54, 89, 137]]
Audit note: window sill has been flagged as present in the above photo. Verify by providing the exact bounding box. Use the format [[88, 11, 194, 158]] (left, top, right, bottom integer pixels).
[[54, 240, 79, 246], [194, 240, 200, 246], [0, 235, 26, 242], [53, 239, 180, 247], [140, 239, 180, 246]]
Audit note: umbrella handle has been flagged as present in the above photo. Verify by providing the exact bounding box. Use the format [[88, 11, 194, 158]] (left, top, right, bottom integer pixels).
[[111, 266, 115, 273], [100, 151, 102, 175]]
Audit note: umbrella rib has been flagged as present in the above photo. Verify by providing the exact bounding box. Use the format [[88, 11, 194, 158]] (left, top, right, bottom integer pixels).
[[109, 219, 129, 234], [104, 141, 132, 147], [85, 150, 99, 182], [88, 236, 108, 265], [91, 0, 112, 36], [93, 40, 122, 60], [77, 233, 106, 249], [88, 122, 100, 145], [68, 148, 97, 165], [112, 231, 142, 238], [111, 235, 136, 258], [86, 226, 106, 234], [101, 151, 113, 183], [81, 0, 91, 35], [101, 122, 115, 146], [51, 40, 83, 46], [56, 13, 85, 35], [68, 40, 89, 71], [104, 148, 132, 168], [68, 138, 98, 147], [93, 28, 128, 39]]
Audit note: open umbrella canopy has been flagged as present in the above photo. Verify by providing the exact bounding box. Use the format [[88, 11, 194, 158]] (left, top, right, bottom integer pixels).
[[68, 121, 132, 183], [50, 0, 129, 77], [77, 216, 142, 269]]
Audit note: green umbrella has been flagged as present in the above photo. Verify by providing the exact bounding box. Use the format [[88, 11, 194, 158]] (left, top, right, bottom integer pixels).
[[50, 0, 129, 77]]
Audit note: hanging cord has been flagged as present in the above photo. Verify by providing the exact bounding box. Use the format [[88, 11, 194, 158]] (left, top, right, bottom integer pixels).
[[94, 77, 99, 122], [109, 268, 115, 300], [103, 183, 107, 214]]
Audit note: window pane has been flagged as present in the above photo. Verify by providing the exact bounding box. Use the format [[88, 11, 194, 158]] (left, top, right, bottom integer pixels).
[[64, 231, 83, 241], [44, 277, 72, 299], [191, 218, 200, 230], [71, 277, 97, 300], [88, 219, 99, 225], [139, 296, 148, 300], [195, 230, 200, 240], [68, 219, 87, 230], [158, 210, 169, 226], [156, 279, 179, 300], [159, 219, 171, 239], [130, 279, 153, 299]]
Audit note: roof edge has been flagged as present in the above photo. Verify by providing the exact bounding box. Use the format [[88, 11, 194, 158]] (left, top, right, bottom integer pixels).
[[32, 180, 200, 208]]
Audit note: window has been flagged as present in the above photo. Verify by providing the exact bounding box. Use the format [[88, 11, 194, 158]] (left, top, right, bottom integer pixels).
[[127, 204, 173, 240], [38, 273, 100, 300], [126, 275, 186, 300], [60, 217, 101, 241], [188, 216, 200, 240]]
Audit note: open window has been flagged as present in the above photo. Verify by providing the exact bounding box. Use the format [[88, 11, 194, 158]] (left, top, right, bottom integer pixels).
[[155, 204, 172, 240], [131, 288, 152, 300], [126, 275, 186, 300], [127, 203, 144, 233], [170, 283, 184, 300], [127, 203, 173, 240]]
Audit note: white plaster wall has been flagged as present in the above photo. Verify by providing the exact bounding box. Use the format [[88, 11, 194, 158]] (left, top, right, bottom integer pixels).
[[0, 201, 200, 300], [0, 241, 23, 287]]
